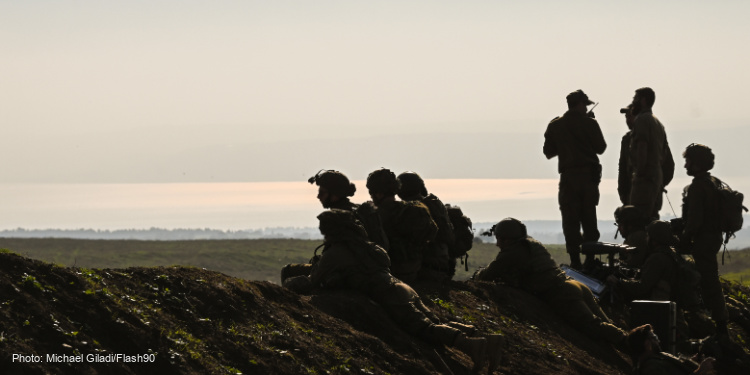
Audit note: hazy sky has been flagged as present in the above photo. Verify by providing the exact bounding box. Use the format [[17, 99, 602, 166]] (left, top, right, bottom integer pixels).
[[2, 1, 749, 184]]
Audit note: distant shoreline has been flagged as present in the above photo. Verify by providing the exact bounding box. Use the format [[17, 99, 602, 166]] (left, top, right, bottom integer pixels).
[[2, 220, 749, 250]]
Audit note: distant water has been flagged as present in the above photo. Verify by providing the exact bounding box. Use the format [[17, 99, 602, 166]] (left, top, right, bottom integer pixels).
[[0, 177, 744, 231]]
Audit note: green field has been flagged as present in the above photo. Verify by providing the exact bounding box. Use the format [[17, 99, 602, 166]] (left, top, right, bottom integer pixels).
[[1, 237, 747, 285]]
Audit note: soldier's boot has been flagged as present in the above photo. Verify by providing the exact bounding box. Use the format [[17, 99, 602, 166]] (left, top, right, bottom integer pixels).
[[453, 334, 487, 374], [485, 334, 505, 375]]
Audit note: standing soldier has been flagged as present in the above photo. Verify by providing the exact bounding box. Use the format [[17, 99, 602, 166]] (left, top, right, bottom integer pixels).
[[679, 144, 730, 341], [544, 89, 607, 269], [628, 87, 674, 222], [367, 168, 438, 284]]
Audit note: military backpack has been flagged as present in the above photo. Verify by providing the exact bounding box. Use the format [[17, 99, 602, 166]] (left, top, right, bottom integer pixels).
[[445, 204, 475, 270], [354, 202, 390, 251], [713, 177, 748, 244], [420, 194, 456, 246]]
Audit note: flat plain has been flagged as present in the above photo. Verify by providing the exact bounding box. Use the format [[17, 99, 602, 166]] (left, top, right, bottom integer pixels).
[[1, 237, 748, 285]]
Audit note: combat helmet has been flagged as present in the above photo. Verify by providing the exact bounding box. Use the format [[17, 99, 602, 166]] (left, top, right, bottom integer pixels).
[[492, 218, 527, 240], [683, 143, 715, 171], [397, 171, 428, 199], [366, 168, 400, 195], [317, 209, 368, 240], [646, 220, 676, 246], [308, 170, 356, 198]]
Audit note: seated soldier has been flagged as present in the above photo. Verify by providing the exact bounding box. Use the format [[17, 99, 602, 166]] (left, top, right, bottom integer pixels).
[[474, 218, 627, 346], [627, 324, 715, 375], [615, 205, 650, 268], [308, 169, 390, 249], [284, 209, 504, 374], [397, 171, 455, 282], [308, 169, 358, 211], [281, 169, 388, 284], [366, 168, 437, 284], [607, 220, 677, 302]]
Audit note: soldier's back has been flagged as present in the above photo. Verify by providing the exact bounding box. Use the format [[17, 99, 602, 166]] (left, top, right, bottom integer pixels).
[[544, 111, 605, 173]]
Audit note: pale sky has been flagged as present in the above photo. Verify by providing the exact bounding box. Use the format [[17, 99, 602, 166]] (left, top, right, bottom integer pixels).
[[2, 1, 749, 185]]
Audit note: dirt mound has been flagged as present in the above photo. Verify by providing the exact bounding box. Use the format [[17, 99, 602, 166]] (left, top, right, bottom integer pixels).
[[1, 251, 749, 374]]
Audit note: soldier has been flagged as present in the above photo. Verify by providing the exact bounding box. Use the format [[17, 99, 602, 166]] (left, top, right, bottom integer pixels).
[[367, 168, 438, 284], [607, 220, 677, 302], [474, 218, 626, 345], [614, 205, 650, 268], [397, 171, 456, 282], [628, 87, 674, 222], [544, 89, 607, 269], [281, 170, 387, 284], [627, 324, 715, 375], [679, 144, 730, 340], [612, 220, 697, 351], [283, 209, 504, 374], [308, 169, 389, 249], [308, 169, 358, 211]]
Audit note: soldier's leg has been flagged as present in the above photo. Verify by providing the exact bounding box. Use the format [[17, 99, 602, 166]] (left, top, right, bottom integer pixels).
[[370, 282, 488, 369], [654, 188, 664, 220], [280, 263, 312, 284], [692, 233, 729, 329], [578, 281, 611, 323], [552, 281, 625, 344], [559, 175, 584, 268], [580, 181, 601, 244], [629, 177, 660, 222]]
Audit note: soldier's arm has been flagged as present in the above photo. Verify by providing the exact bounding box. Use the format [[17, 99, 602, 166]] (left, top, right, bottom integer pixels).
[[475, 251, 521, 283], [543, 123, 558, 159], [589, 120, 607, 155], [617, 135, 632, 204]]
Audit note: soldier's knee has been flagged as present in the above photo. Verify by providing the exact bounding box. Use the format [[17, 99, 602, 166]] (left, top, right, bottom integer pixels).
[[280, 263, 312, 284]]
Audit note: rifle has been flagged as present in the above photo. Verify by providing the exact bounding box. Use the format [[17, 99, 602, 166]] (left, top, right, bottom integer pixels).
[[581, 241, 634, 268]]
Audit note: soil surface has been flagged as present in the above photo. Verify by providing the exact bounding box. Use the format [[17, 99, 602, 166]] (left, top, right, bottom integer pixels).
[[2, 251, 750, 374]]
